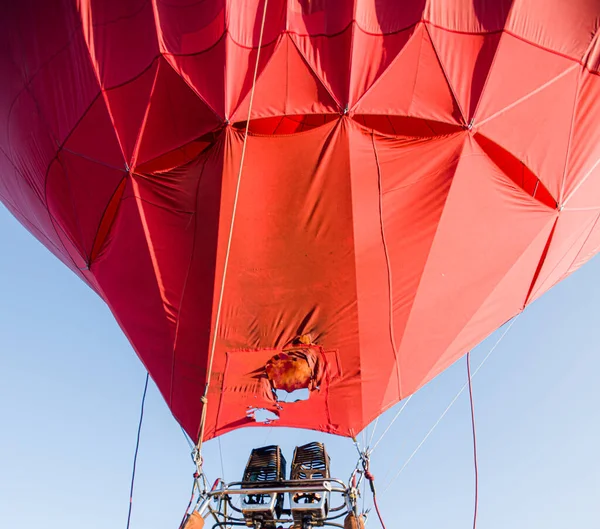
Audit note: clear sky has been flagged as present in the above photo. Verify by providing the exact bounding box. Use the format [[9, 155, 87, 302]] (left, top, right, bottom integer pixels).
[[1, 202, 598, 529]]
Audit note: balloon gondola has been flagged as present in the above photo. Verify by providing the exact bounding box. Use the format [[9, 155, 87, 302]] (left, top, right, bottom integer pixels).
[[2, 0, 600, 527], [181, 442, 365, 529]]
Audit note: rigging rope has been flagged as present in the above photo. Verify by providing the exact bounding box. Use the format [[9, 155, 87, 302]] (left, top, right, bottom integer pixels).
[[218, 436, 226, 482], [352, 438, 387, 528], [194, 0, 270, 462], [180, 425, 195, 451], [369, 394, 413, 454], [361, 460, 367, 517], [178, 474, 199, 529], [125, 372, 149, 529], [382, 315, 519, 493], [362, 453, 388, 529], [466, 352, 479, 529], [366, 416, 380, 450]]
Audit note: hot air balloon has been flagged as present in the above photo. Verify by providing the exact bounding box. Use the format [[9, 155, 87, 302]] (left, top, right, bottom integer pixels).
[[2, 0, 600, 527]]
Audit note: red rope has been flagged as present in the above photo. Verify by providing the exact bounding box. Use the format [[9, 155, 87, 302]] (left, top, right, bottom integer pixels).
[[178, 473, 199, 529], [364, 463, 387, 529], [466, 352, 479, 529], [371, 491, 387, 529]]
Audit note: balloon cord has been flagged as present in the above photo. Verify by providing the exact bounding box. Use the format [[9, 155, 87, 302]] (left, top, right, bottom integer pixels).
[[381, 315, 519, 493], [365, 353, 479, 529], [364, 459, 387, 529], [194, 0, 270, 460], [178, 477, 199, 529], [126, 372, 149, 529], [466, 352, 479, 529], [372, 493, 387, 529], [369, 394, 413, 454]]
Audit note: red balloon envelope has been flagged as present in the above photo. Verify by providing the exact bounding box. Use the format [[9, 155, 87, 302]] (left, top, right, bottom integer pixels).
[[1, 0, 600, 441]]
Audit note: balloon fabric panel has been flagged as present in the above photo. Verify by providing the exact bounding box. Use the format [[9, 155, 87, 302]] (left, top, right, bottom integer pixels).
[[1, 0, 599, 441]]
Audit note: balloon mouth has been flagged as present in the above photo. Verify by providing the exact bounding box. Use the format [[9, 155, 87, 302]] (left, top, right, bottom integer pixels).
[[244, 336, 324, 424], [219, 338, 340, 430], [264, 335, 324, 399]]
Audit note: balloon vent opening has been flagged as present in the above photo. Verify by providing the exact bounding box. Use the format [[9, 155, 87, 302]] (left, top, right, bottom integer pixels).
[[241, 445, 286, 526], [265, 335, 323, 404]]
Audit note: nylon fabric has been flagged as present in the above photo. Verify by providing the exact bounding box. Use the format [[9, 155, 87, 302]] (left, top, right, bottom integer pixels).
[[2, 0, 600, 441]]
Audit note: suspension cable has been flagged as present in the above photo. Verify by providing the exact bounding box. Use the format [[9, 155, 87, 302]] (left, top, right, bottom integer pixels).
[[357, 448, 388, 529], [125, 372, 149, 529], [466, 352, 479, 529], [366, 416, 380, 450], [178, 475, 199, 529], [382, 315, 519, 493], [370, 304, 517, 455], [369, 394, 413, 454], [218, 436, 226, 482], [194, 0, 270, 464]]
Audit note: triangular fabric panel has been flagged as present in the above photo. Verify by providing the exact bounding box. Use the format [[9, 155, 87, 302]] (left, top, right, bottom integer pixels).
[[477, 67, 579, 201], [566, 214, 600, 275], [164, 40, 227, 120], [349, 26, 416, 108], [562, 73, 600, 205], [225, 35, 280, 117], [79, 0, 159, 88], [561, 161, 600, 211], [290, 27, 352, 108], [474, 33, 578, 123], [437, 215, 555, 375], [92, 178, 179, 390], [528, 209, 600, 303], [128, 172, 198, 325], [474, 134, 556, 209], [355, 24, 462, 125], [104, 60, 159, 164], [49, 151, 127, 260], [136, 58, 222, 167], [231, 34, 338, 122], [41, 160, 89, 263], [428, 26, 502, 121], [65, 94, 125, 170], [396, 137, 556, 393]]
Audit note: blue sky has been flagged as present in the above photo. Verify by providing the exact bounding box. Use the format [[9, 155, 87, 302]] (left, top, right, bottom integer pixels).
[[0, 203, 598, 529]]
